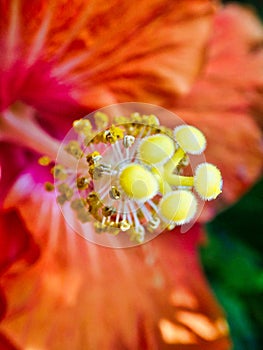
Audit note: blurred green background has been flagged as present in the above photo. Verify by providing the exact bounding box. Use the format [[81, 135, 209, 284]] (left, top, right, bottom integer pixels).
[[201, 178, 263, 350], [202, 3, 263, 350]]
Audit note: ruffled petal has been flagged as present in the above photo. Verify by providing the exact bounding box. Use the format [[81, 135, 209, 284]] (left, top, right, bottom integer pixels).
[[0, 0, 217, 113], [173, 4, 263, 209], [1, 173, 231, 349]]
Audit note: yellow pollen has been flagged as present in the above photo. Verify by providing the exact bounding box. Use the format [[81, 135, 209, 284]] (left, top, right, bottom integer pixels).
[[103, 125, 124, 144], [38, 156, 51, 166], [119, 163, 158, 201], [51, 165, 68, 180], [73, 119, 92, 136], [44, 181, 54, 191], [94, 111, 109, 130], [64, 140, 83, 159]]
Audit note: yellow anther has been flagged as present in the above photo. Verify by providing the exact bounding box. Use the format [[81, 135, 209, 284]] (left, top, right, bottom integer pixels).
[[119, 164, 158, 201], [86, 151, 101, 165], [73, 119, 92, 136], [107, 226, 120, 236], [38, 156, 51, 166], [83, 134, 95, 147], [158, 190, 197, 225], [88, 164, 96, 179], [87, 192, 103, 215], [57, 194, 67, 205], [89, 163, 111, 180], [51, 165, 68, 180], [130, 112, 142, 123], [103, 125, 124, 144], [109, 186, 121, 200], [141, 114, 160, 126], [174, 125, 206, 154], [57, 183, 73, 200], [64, 140, 83, 159], [147, 216, 160, 232], [70, 199, 89, 222], [94, 111, 109, 130], [77, 209, 90, 223], [76, 176, 90, 190], [44, 181, 54, 191], [94, 221, 107, 233], [120, 220, 130, 231], [123, 135, 135, 148], [114, 115, 129, 124], [102, 206, 116, 217], [138, 134, 175, 166], [194, 163, 222, 200], [130, 226, 145, 243], [70, 198, 86, 210]]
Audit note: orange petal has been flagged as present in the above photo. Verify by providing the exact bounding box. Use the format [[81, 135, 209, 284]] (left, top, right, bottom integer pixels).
[[0, 0, 217, 112], [172, 5, 263, 211], [1, 173, 231, 349]]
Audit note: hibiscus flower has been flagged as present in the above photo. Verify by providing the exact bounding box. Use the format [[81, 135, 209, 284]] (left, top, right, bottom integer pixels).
[[0, 0, 262, 349]]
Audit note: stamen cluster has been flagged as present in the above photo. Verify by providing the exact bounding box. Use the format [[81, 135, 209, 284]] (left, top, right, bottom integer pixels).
[[42, 112, 222, 244]]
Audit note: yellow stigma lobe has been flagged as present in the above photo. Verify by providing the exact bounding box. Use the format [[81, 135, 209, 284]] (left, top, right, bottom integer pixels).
[[194, 163, 222, 200], [159, 190, 197, 225], [119, 164, 158, 201], [138, 134, 175, 166], [174, 125, 206, 154]]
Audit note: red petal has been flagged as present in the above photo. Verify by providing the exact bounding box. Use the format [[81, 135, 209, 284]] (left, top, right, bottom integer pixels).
[[0, 333, 19, 350], [0, 210, 39, 275]]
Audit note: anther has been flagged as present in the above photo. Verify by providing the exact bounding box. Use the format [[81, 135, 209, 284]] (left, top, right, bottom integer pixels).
[[120, 220, 130, 231], [53, 110, 223, 244], [58, 183, 73, 200], [71, 198, 86, 210], [147, 216, 160, 231], [103, 125, 124, 144], [73, 119, 92, 136], [86, 151, 102, 165], [102, 206, 116, 217], [38, 156, 51, 166], [77, 176, 90, 190], [123, 135, 135, 148], [109, 186, 121, 200], [94, 111, 109, 130], [44, 181, 54, 191], [51, 165, 68, 180], [64, 140, 83, 159]]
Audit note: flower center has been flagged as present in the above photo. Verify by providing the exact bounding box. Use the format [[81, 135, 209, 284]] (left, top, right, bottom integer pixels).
[[45, 106, 222, 246]]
